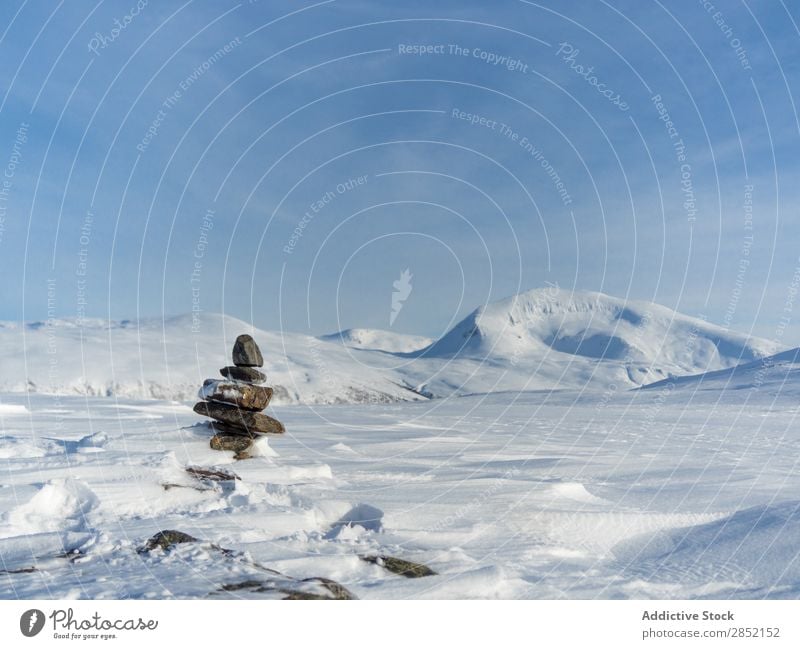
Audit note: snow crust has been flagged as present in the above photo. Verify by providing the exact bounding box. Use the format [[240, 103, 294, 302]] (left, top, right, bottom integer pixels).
[[2, 386, 799, 599]]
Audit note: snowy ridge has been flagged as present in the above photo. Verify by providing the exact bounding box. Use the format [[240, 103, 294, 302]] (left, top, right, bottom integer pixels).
[[0, 289, 785, 402], [319, 328, 433, 353], [2, 313, 423, 405], [397, 288, 782, 396], [640, 346, 800, 395]]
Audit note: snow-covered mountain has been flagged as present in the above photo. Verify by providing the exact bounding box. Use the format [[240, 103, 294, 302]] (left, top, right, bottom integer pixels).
[[640, 346, 800, 395], [0, 314, 423, 404], [319, 328, 433, 353], [394, 288, 782, 396], [0, 288, 784, 402]]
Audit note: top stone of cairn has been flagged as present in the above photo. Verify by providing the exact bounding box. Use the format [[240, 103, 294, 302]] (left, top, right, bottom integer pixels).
[[232, 334, 264, 367]]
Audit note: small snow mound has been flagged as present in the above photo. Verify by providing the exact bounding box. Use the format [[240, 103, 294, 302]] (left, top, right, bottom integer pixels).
[[546, 482, 607, 504], [329, 442, 358, 454], [76, 431, 109, 452], [4, 479, 98, 537], [0, 403, 28, 415], [0, 435, 47, 459], [249, 437, 279, 458], [325, 503, 384, 539]]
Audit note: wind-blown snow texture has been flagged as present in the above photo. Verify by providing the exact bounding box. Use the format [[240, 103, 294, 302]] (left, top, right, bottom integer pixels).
[[2, 288, 797, 599], [2, 386, 799, 599], [0, 289, 781, 403]]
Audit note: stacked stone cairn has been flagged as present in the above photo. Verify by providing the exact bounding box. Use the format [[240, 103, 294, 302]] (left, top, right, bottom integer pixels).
[[194, 334, 285, 456]]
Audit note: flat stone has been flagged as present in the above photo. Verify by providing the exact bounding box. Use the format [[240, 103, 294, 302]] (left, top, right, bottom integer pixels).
[[200, 380, 273, 411], [209, 434, 253, 459], [219, 365, 266, 383], [219, 577, 356, 600], [185, 466, 240, 482], [209, 421, 255, 437], [194, 401, 285, 435], [232, 334, 264, 367]]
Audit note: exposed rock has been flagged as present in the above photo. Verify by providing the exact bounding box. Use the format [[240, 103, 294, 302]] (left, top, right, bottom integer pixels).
[[200, 380, 273, 411], [219, 577, 356, 600], [209, 421, 256, 438], [298, 577, 356, 600], [185, 466, 240, 482], [232, 334, 264, 367], [162, 482, 212, 492], [361, 554, 437, 578], [209, 434, 253, 458], [139, 530, 198, 553], [194, 401, 285, 435], [0, 566, 37, 574], [219, 365, 266, 383]]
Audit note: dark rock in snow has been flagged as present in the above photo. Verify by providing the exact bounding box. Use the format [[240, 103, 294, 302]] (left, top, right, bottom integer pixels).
[[209, 433, 253, 458], [219, 577, 356, 600], [209, 421, 256, 438], [361, 554, 437, 578], [219, 365, 266, 383], [185, 466, 240, 482], [232, 334, 263, 367], [200, 380, 273, 411], [139, 530, 198, 553], [194, 401, 285, 435]]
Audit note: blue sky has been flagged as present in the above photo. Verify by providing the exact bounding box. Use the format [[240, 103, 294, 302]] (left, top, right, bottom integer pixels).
[[1, 0, 799, 343]]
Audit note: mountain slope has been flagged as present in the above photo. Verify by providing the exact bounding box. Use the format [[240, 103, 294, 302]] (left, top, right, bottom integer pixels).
[[1, 314, 424, 404], [392, 288, 782, 396], [640, 346, 800, 395], [319, 328, 433, 353]]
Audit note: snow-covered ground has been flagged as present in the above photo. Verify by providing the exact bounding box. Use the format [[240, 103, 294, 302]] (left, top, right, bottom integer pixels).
[[2, 384, 799, 599]]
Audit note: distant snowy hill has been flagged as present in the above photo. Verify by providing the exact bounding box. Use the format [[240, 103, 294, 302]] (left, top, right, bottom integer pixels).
[[319, 328, 433, 353], [640, 347, 800, 395], [0, 289, 783, 402], [394, 288, 782, 396], [0, 314, 423, 404]]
